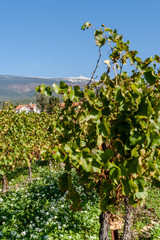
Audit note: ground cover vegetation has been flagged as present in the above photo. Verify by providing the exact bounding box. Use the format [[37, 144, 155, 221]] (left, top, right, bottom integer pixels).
[[36, 22, 160, 239], [0, 165, 100, 240], [0, 164, 160, 239]]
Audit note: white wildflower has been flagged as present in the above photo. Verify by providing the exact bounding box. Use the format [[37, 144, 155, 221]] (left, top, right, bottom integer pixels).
[[21, 231, 26, 236]]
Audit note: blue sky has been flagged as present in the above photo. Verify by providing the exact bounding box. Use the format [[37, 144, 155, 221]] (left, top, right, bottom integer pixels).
[[0, 0, 159, 78]]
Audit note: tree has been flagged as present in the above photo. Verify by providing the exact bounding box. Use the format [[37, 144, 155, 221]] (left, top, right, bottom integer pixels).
[[36, 22, 160, 240], [46, 96, 60, 114], [35, 92, 49, 112]]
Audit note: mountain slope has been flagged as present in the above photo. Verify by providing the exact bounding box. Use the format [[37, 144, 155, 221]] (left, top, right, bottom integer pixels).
[[0, 75, 91, 100]]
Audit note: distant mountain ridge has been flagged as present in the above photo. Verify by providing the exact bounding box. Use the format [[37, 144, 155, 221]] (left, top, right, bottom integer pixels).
[[0, 75, 91, 100]]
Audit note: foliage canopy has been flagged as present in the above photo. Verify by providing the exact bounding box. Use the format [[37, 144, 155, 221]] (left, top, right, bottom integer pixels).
[[36, 22, 160, 215]]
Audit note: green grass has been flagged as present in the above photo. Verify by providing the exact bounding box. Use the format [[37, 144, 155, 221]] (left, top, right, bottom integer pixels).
[[1, 160, 55, 191]]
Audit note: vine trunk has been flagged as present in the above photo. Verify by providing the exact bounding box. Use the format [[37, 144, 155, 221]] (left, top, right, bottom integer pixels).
[[122, 196, 132, 240]]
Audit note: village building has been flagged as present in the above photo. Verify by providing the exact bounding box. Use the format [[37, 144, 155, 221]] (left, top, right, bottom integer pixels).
[[15, 103, 41, 113]]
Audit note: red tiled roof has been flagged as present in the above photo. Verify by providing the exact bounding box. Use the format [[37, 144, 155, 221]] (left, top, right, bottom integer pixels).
[[16, 105, 28, 110], [72, 102, 80, 107], [16, 104, 37, 110], [59, 102, 81, 109]]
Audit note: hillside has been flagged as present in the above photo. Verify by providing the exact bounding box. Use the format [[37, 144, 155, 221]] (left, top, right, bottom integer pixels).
[[0, 75, 91, 101]]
